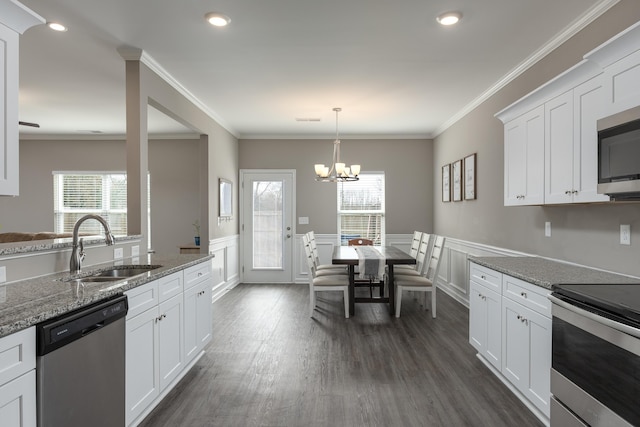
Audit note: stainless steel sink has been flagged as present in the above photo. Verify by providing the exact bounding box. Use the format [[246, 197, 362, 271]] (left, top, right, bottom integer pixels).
[[62, 265, 162, 284], [90, 265, 162, 278]]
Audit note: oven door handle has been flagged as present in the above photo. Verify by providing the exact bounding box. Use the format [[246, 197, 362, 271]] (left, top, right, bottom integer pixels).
[[549, 294, 640, 339]]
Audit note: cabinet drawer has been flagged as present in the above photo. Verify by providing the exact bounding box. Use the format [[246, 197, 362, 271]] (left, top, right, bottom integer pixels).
[[126, 280, 159, 318], [470, 262, 502, 293], [184, 262, 211, 290], [0, 327, 35, 387], [158, 271, 183, 303], [503, 274, 551, 318]]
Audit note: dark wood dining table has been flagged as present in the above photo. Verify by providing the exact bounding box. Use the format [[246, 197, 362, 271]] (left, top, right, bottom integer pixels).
[[332, 245, 416, 316]]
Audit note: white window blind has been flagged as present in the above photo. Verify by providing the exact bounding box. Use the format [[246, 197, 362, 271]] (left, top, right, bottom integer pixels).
[[53, 172, 128, 235], [337, 173, 385, 245]]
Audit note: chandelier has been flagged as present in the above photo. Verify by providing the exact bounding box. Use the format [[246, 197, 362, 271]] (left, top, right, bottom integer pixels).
[[314, 107, 361, 182]]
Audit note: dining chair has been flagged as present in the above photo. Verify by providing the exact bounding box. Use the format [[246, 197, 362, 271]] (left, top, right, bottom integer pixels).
[[347, 238, 374, 246], [394, 231, 427, 275], [394, 235, 446, 318], [394, 233, 432, 277], [304, 251, 350, 318], [304, 232, 347, 275], [347, 236, 383, 297]]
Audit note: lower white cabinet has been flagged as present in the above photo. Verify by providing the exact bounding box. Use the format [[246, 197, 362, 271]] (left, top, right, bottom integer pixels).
[[469, 280, 502, 370], [0, 327, 36, 427], [502, 297, 552, 417], [468, 262, 551, 423], [125, 262, 212, 426]]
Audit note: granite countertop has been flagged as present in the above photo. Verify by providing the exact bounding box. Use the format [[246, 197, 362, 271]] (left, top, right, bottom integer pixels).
[[0, 253, 214, 338], [0, 234, 142, 256], [469, 256, 640, 290]]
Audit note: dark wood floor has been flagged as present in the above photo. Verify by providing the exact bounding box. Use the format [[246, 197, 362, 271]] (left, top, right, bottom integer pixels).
[[139, 284, 544, 427]]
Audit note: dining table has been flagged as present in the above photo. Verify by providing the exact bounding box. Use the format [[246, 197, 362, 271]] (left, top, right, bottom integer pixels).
[[332, 245, 416, 316]]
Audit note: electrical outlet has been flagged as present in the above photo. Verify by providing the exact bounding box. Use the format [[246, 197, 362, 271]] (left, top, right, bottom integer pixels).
[[545, 222, 551, 237], [0, 266, 6, 283], [620, 224, 631, 245], [131, 245, 140, 256], [114, 247, 124, 259]]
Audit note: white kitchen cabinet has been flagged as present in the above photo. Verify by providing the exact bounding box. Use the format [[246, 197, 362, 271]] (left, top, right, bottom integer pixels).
[[125, 299, 159, 426], [544, 76, 609, 204], [469, 280, 502, 370], [125, 271, 184, 426], [503, 105, 545, 206], [502, 296, 552, 418], [184, 262, 212, 364], [602, 48, 640, 116], [0, 3, 44, 196], [0, 327, 36, 427]]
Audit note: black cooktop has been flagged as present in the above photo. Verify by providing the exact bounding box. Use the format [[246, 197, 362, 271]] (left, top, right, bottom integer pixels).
[[552, 283, 640, 327]]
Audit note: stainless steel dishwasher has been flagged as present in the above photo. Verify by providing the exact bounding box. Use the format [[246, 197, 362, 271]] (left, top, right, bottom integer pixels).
[[36, 294, 128, 427]]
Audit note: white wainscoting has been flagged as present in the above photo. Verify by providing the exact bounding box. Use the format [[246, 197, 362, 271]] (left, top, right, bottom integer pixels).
[[209, 235, 240, 302]]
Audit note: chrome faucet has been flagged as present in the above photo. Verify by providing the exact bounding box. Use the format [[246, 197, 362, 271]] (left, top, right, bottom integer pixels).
[[70, 214, 116, 273]]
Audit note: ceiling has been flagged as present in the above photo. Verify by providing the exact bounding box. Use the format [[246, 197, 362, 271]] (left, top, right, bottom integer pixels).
[[17, 0, 611, 140]]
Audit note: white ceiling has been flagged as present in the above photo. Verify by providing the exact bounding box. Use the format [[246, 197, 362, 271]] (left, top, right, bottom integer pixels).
[[17, 0, 612, 140]]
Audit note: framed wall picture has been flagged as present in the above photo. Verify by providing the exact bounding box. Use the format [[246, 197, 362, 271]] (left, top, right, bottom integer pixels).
[[452, 159, 462, 201], [464, 153, 477, 200], [442, 164, 451, 202], [219, 178, 232, 217]]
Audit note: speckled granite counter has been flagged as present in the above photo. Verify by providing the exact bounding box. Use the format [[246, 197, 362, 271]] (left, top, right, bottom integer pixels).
[[0, 253, 213, 338], [469, 256, 640, 290], [0, 234, 141, 256]]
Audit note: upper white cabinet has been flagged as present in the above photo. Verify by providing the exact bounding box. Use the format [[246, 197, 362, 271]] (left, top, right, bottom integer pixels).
[[503, 105, 545, 206], [0, 2, 44, 196], [497, 20, 640, 206]]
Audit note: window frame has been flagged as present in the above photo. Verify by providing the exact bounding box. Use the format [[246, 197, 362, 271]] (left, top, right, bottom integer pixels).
[[337, 172, 386, 246]]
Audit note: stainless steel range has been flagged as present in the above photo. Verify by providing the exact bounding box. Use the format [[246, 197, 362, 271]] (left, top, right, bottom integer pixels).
[[549, 283, 640, 427]]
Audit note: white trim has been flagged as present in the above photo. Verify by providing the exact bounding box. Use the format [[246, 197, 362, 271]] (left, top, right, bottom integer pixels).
[[208, 235, 240, 302]]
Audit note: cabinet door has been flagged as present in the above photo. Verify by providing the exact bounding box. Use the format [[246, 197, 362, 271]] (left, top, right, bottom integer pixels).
[[126, 306, 159, 426], [0, 24, 19, 196], [504, 105, 544, 205], [0, 371, 36, 427], [604, 49, 640, 116], [502, 298, 551, 418], [196, 280, 213, 349], [184, 279, 212, 364], [158, 294, 184, 391], [545, 91, 574, 204], [469, 281, 488, 354], [573, 75, 610, 203]]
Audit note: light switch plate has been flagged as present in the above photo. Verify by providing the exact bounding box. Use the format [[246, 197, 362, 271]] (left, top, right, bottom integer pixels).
[[0, 266, 6, 283], [114, 247, 124, 259], [620, 224, 631, 245], [298, 216, 309, 225], [545, 222, 551, 237]]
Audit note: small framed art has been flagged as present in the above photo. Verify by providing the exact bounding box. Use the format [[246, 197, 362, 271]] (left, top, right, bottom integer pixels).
[[464, 153, 476, 200], [219, 178, 232, 217], [452, 159, 462, 202], [442, 164, 451, 202]]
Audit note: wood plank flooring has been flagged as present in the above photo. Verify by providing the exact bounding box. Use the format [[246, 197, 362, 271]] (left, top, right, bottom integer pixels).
[[139, 285, 544, 427]]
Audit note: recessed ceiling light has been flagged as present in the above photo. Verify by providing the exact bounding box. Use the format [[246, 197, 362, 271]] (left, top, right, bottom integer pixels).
[[436, 12, 462, 26], [47, 22, 67, 32], [205, 12, 231, 27]]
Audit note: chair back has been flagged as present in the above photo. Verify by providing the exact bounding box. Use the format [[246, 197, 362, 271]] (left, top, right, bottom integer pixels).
[[408, 231, 423, 258], [348, 238, 373, 246], [413, 233, 432, 274], [425, 235, 446, 282], [307, 232, 321, 265], [302, 234, 317, 279]]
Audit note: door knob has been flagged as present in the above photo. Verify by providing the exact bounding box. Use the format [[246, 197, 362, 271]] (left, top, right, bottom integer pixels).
[[287, 234, 291, 238]]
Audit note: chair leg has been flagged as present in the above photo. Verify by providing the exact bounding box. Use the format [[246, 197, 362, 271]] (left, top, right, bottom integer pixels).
[[395, 285, 402, 318], [309, 284, 315, 317], [431, 287, 436, 318], [343, 288, 349, 318]]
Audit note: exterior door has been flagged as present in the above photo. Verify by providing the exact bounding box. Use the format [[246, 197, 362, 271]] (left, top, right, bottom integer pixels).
[[240, 170, 295, 283]]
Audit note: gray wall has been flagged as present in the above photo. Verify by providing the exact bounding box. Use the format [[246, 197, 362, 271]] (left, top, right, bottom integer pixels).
[[434, 0, 640, 277], [239, 138, 433, 234], [0, 138, 200, 255]]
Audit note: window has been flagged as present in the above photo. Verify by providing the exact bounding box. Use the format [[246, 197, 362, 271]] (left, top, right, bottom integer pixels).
[[53, 172, 129, 236], [337, 173, 385, 245]]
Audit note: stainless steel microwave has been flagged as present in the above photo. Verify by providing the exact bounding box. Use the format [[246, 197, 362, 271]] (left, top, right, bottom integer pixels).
[[597, 105, 640, 200]]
